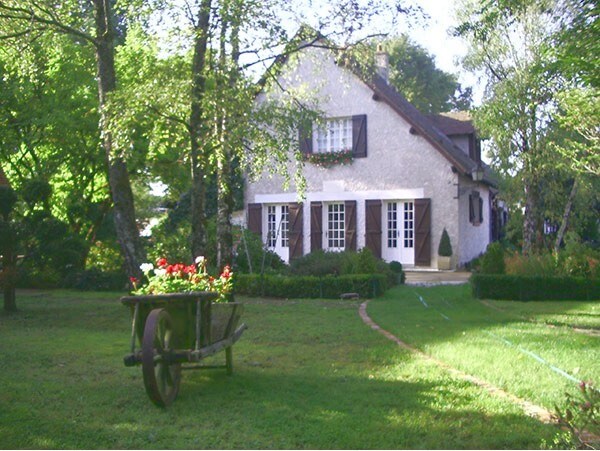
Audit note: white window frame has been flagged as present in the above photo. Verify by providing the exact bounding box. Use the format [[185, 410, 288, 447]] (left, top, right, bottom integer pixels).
[[387, 202, 398, 249], [325, 202, 345, 251], [403, 202, 414, 249], [315, 117, 352, 154]]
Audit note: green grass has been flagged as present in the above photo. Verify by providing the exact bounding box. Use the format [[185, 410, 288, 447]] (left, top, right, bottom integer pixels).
[[368, 285, 600, 412], [0, 288, 572, 449]]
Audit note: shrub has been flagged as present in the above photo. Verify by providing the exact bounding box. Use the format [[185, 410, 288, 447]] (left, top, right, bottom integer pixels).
[[470, 274, 600, 301], [438, 228, 453, 257], [553, 381, 600, 450], [389, 261, 406, 285], [235, 273, 389, 299], [289, 250, 347, 276], [233, 229, 287, 275], [63, 268, 129, 291], [480, 242, 506, 274]]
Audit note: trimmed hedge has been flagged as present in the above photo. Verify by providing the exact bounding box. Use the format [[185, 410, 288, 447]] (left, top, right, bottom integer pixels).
[[235, 273, 389, 299], [471, 274, 600, 301]]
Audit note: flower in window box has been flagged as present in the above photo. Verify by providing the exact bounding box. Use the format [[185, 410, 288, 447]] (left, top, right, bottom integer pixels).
[[306, 149, 353, 167]]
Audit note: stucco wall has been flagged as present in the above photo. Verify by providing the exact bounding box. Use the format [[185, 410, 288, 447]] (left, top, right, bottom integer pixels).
[[457, 175, 492, 265], [247, 47, 478, 267]]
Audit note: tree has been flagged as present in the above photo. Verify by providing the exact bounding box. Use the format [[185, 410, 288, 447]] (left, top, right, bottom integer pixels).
[[0, 33, 113, 268], [456, 0, 599, 253], [0, 0, 146, 280], [456, 0, 562, 254], [378, 35, 472, 113]]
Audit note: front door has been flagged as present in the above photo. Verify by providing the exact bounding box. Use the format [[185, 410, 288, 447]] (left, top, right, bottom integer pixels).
[[382, 201, 414, 265], [265, 204, 289, 262]]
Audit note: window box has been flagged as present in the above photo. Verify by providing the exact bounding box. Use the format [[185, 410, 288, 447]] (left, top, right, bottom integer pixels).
[[305, 149, 353, 167]]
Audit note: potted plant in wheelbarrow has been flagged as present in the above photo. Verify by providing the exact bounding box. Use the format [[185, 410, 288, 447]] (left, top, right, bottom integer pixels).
[[121, 256, 247, 407]]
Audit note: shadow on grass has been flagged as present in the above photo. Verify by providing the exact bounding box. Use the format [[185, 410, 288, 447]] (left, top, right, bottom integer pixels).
[[0, 364, 556, 449]]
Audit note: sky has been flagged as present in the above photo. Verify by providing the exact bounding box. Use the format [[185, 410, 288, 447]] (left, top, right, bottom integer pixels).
[[402, 0, 485, 105]]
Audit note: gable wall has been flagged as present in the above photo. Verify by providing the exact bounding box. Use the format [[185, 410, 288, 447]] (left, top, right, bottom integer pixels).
[[248, 47, 473, 266]]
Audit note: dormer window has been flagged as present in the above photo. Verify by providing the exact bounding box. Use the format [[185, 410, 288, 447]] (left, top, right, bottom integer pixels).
[[315, 118, 352, 153], [299, 114, 367, 158]]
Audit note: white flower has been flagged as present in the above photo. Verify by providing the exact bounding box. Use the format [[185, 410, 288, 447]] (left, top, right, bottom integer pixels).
[[195, 256, 206, 265], [154, 268, 167, 277], [140, 263, 154, 274]]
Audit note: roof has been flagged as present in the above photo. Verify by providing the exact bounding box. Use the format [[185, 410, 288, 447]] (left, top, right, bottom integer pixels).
[[365, 73, 482, 180], [426, 112, 476, 136], [0, 167, 10, 188]]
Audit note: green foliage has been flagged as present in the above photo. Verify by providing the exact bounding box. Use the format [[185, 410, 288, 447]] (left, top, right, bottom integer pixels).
[[62, 268, 128, 291], [479, 242, 506, 274], [470, 274, 600, 301], [20, 178, 52, 210], [85, 240, 125, 273], [289, 250, 347, 276], [554, 381, 600, 450], [375, 35, 472, 113], [233, 229, 287, 275], [437, 228, 453, 257], [504, 245, 600, 279], [235, 273, 389, 299], [0, 186, 17, 219]]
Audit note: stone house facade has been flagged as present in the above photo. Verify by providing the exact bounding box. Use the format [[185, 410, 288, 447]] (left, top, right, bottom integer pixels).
[[244, 45, 496, 269]]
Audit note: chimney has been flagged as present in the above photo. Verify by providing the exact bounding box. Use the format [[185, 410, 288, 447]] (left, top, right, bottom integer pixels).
[[375, 43, 389, 83]]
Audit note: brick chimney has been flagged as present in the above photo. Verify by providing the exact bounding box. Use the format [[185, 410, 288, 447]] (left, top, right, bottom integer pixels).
[[375, 43, 389, 83]]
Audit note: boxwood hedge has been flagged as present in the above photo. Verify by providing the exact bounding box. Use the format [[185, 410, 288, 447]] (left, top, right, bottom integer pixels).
[[234, 273, 389, 299], [470, 274, 600, 301]]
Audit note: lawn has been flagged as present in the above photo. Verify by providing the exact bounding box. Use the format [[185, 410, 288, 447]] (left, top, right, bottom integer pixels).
[[367, 285, 600, 412], [0, 287, 592, 449]]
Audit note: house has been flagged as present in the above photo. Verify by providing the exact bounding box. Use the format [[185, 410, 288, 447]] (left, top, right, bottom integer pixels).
[[244, 44, 497, 269]]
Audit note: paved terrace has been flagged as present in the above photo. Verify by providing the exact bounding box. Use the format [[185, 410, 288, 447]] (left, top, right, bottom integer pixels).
[[404, 269, 472, 286]]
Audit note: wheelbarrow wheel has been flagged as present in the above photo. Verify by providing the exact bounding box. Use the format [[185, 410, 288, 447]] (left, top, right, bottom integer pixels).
[[142, 308, 181, 407]]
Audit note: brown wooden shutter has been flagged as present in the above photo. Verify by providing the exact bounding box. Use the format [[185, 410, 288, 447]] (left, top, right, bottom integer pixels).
[[288, 203, 303, 260], [345, 200, 357, 251], [414, 198, 431, 266], [247, 203, 262, 236], [299, 124, 313, 154], [310, 201, 322, 251], [365, 199, 382, 258], [352, 114, 367, 158]]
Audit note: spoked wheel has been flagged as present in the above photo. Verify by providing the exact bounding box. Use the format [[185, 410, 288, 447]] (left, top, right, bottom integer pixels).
[[142, 308, 181, 407]]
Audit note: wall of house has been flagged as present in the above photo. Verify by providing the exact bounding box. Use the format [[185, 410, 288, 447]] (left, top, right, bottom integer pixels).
[[457, 175, 492, 265], [247, 47, 469, 267]]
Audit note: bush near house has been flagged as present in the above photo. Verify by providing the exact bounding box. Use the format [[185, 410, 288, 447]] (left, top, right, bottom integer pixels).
[[470, 274, 600, 301], [289, 248, 399, 286], [234, 273, 389, 299]]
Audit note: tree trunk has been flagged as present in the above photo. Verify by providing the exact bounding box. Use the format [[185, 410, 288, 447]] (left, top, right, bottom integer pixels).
[[92, 0, 144, 280], [554, 178, 578, 252], [216, 17, 239, 269], [189, 0, 213, 260], [522, 177, 538, 256]]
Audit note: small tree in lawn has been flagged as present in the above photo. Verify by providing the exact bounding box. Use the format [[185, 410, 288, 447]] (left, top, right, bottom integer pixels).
[[0, 185, 18, 312]]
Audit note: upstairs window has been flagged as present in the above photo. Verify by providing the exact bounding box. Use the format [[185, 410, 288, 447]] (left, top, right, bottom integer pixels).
[[315, 118, 352, 153], [299, 115, 367, 158]]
